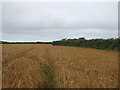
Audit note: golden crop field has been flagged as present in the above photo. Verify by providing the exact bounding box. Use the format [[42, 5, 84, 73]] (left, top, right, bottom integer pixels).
[[2, 44, 118, 88], [0, 44, 2, 89]]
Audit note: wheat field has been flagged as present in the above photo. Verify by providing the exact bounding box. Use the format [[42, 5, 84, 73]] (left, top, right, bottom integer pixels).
[[2, 44, 118, 88], [0, 44, 2, 89]]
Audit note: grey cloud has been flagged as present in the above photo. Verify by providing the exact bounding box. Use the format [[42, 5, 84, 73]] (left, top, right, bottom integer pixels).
[[0, 2, 2, 40], [2, 2, 118, 41]]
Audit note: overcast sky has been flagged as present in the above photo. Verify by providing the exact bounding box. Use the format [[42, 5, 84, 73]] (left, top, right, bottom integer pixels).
[[1, 2, 118, 42]]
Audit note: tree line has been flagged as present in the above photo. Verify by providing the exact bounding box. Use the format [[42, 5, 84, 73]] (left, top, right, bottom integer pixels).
[[0, 41, 52, 44], [52, 38, 120, 50], [1, 38, 119, 50]]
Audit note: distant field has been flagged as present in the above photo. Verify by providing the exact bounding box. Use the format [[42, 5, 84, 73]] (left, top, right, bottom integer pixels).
[[2, 44, 118, 88]]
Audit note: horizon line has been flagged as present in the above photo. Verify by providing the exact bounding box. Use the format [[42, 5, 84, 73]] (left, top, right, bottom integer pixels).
[[1, 37, 119, 42]]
